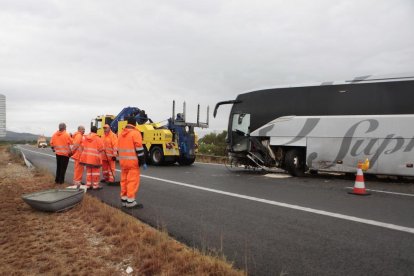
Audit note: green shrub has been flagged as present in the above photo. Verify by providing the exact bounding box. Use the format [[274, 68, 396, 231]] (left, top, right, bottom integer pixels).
[[198, 131, 227, 156]]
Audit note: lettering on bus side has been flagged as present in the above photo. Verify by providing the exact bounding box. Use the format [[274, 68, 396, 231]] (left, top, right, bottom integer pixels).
[[284, 118, 414, 168]]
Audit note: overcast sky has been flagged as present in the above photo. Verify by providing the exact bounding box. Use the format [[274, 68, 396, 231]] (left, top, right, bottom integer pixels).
[[1, 0, 413, 136]]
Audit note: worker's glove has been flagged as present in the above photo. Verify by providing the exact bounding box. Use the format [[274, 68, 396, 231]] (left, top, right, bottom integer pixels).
[[143, 163, 148, 170], [51, 147, 55, 153], [138, 155, 146, 167], [111, 156, 117, 161]]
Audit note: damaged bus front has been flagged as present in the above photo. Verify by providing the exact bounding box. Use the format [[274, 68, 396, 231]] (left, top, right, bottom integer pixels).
[[214, 74, 414, 176]]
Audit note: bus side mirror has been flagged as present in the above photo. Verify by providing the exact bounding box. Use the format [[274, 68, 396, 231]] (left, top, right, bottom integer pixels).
[[238, 114, 246, 124]]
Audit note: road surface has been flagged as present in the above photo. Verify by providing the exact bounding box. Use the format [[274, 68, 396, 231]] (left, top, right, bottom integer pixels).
[[18, 145, 414, 276]]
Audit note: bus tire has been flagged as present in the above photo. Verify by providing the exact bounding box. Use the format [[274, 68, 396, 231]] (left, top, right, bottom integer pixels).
[[150, 146, 164, 166], [309, 169, 318, 175], [285, 149, 306, 177]]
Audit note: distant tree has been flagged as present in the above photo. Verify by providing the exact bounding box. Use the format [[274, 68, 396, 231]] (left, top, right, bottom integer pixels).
[[198, 131, 227, 156]]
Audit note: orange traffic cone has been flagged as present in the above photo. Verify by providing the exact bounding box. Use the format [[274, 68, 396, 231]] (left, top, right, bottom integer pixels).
[[348, 162, 371, 196]]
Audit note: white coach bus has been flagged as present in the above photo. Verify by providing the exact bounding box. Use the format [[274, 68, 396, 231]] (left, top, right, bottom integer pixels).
[[214, 74, 414, 176]]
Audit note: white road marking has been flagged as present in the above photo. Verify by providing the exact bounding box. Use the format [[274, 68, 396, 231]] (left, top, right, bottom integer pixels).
[[19, 146, 414, 234], [346, 187, 414, 197], [18, 146, 55, 157], [17, 146, 74, 162], [194, 161, 225, 166], [264, 173, 292, 179], [117, 169, 414, 234]]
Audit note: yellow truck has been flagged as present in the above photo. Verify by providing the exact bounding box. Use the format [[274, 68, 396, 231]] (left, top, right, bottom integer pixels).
[[92, 102, 208, 165]]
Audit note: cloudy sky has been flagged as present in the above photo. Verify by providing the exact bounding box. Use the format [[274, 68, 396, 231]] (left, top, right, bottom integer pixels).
[[1, 0, 413, 136]]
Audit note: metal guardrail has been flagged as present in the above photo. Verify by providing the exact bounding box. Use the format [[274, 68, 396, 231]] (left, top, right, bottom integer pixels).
[[196, 154, 228, 164], [12, 145, 34, 169]]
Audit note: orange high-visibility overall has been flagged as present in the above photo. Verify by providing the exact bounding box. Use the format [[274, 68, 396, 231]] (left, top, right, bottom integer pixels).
[[71, 131, 84, 185], [101, 130, 118, 182], [79, 133, 104, 189], [118, 125, 144, 203], [50, 130, 73, 184], [50, 130, 72, 157]]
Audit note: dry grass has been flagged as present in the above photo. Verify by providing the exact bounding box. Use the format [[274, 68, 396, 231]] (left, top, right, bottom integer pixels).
[[0, 146, 245, 276]]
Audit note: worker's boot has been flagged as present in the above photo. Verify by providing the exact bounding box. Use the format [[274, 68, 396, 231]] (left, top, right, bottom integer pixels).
[[121, 199, 127, 207], [126, 200, 143, 209], [73, 181, 81, 189]]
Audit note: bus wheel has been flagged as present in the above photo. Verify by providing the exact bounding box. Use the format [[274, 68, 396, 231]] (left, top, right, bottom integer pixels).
[[285, 149, 305, 177], [309, 169, 318, 175], [150, 146, 164, 166]]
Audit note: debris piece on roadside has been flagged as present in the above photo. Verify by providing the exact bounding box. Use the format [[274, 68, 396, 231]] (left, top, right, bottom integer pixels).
[[66, 185, 87, 193]]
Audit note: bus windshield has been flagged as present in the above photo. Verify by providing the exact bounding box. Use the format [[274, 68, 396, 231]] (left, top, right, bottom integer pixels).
[[231, 113, 250, 136]]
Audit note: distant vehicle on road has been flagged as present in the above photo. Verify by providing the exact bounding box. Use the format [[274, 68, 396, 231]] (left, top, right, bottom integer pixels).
[[214, 74, 414, 176], [37, 136, 48, 148]]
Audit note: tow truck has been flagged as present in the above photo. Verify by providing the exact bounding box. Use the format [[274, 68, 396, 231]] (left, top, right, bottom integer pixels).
[[92, 101, 209, 165]]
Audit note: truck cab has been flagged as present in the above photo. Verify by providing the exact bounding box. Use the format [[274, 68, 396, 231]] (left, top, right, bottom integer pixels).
[[37, 136, 48, 148], [91, 115, 115, 137]]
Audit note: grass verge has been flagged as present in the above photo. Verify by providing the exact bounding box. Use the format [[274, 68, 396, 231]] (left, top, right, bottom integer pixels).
[[0, 146, 245, 275]]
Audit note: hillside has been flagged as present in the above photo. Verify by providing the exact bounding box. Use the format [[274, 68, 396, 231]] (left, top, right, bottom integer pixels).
[[0, 131, 45, 141]]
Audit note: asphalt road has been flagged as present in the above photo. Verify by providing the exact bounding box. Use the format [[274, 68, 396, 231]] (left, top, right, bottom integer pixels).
[[18, 145, 414, 276]]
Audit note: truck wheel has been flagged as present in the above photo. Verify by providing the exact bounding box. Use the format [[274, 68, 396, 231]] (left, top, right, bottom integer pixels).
[[178, 156, 196, 166], [150, 146, 164, 166], [284, 149, 306, 177]]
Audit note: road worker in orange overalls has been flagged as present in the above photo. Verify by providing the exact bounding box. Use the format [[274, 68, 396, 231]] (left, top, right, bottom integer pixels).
[[101, 124, 118, 183], [118, 117, 147, 208], [79, 126, 104, 190], [71, 125, 85, 187], [50, 122, 73, 184]]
